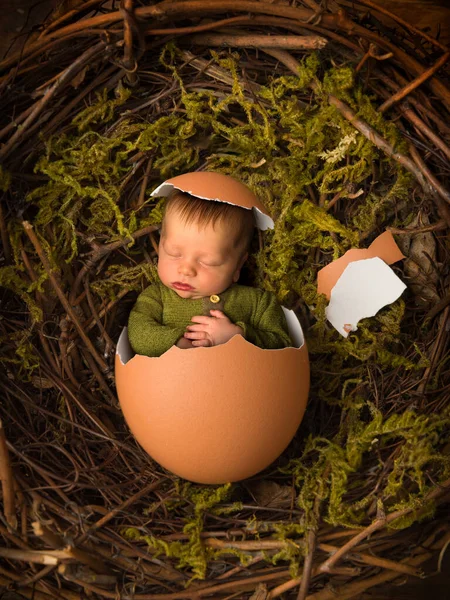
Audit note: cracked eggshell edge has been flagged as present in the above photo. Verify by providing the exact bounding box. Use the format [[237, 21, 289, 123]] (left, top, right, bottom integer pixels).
[[151, 173, 274, 231]]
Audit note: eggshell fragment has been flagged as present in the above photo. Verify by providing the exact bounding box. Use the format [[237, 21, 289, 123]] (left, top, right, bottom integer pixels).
[[317, 231, 405, 300], [115, 309, 309, 484], [325, 257, 407, 337], [151, 171, 274, 230]]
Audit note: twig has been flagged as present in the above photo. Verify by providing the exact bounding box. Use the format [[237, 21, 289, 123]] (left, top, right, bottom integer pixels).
[[401, 103, 450, 162], [0, 573, 76, 600], [305, 545, 436, 600], [186, 33, 328, 50], [352, 0, 448, 51], [408, 144, 450, 227], [297, 463, 331, 600], [417, 306, 450, 403], [261, 48, 302, 76], [424, 291, 450, 323], [137, 157, 153, 207], [76, 479, 162, 543], [379, 52, 450, 112], [409, 144, 450, 207], [0, 419, 17, 529], [132, 569, 293, 599], [83, 277, 115, 353], [0, 548, 59, 565], [0, 43, 104, 161], [146, 15, 251, 36], [43, 63, 120, 136], [317, 543, 423, 577], [205, 538, 291, 551], [319, 476, 450, 573], [269, 565, 358, 598], [387, 220, 447, 235], [62, 545, 111, 575], [348, 21, 450, 107], [80, 289, 130, 336], [17, 565, 56, 589], [38, 0, 107, 38], [22, 221, 110, 374], [327, 94, 430, 189], [355, 43, 393, 73], [69, 224, 158, 304], [58, 563, 117, 587], [121, 0, 137, 84], [297, 529, 317, 600], [3, 539, 109, 575], [32, 521, 64, 548]]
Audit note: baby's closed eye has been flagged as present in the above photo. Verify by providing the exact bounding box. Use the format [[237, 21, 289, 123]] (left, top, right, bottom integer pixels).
[[200, 261, 223, 267]]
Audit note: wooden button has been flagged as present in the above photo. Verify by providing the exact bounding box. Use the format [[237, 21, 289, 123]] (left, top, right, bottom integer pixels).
[[210, 294, 220, 303]]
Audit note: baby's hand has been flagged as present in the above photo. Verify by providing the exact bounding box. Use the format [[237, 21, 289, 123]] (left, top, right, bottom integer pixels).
[[185, 310, 243, 347]]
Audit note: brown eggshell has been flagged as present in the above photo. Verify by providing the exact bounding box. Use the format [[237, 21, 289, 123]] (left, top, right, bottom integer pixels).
[[317, 231, 405, 300], [151, 171, 274, 230], [115, 310, 309, 484]]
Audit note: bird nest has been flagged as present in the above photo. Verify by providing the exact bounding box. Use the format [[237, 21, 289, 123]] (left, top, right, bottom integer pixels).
[[0, 1, 449, 599]]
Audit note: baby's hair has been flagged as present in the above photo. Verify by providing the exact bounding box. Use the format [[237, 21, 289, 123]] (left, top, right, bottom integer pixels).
[[162, 190, 255, 254]]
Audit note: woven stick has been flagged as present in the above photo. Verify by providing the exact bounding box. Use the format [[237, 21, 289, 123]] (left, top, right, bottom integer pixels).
[[379, 52, 450, 113], [352, 0, 448, 51], [22, 221, 110, 374], [319, 477, 450, 573], [187, 33, 328, 49], [401, 103, 450, 162], [0, 43, 104, 161], [0, 420, 16, 529]]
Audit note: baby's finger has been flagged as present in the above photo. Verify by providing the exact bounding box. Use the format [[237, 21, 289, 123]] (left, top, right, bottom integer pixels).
[[209, 309, 225, 318], [190, 315, 213, 324], [186, 324, 208, 332], [184, 331, 206, 340], [192, 339, 211, 347]]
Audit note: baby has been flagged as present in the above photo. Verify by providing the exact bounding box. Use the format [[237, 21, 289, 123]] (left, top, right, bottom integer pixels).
[[127, 190, 292, 357]]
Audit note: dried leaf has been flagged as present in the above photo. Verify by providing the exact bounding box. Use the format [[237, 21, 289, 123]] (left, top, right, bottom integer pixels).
[[31, 376, 54, 389], [245, 480, 293, 508], [71, 66, 88, 89], [401, 214, 440, 307], [249, 584, 270, 600]]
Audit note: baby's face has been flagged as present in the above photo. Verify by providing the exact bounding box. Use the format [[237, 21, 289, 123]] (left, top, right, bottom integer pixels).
[[158, 210, 247, 300]]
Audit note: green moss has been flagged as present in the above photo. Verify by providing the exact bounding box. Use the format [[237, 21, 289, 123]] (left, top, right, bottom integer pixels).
[[124, 483, 240, 582], [281, 404, 449, 529], [0, 266, 43, 323], [72, 82, 131, 132]]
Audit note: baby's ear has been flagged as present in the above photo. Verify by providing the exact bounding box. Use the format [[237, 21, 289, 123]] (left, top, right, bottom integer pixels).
[[233, 252, 248, 282], [239, 252, 248, 268]]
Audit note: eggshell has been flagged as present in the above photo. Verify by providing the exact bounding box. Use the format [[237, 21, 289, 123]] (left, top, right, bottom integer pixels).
[[317, 231, 405, 300], [151, 171, 274, 230], [115, 308, 309, 484]]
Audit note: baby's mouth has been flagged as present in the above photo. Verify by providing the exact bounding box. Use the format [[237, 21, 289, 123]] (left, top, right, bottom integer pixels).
[[172, 282, 194, 291]]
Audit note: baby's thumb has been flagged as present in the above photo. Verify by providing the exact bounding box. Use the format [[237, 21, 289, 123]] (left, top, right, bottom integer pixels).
[[210, 309, 225, 318]]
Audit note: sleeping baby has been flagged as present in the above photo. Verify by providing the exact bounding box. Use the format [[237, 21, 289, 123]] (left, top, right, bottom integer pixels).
[[128, 189, 292, 357]]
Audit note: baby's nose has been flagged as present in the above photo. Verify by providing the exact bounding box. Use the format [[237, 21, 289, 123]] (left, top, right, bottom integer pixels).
[[179, 262, 196, 276]]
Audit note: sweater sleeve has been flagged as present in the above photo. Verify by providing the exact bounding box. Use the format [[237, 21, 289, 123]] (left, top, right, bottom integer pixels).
[[236, 290, 292, 350], [128, 284, 185, 357]]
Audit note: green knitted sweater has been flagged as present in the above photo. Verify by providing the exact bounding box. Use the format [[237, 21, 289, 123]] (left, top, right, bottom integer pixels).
[[128, 282, 292, 357]]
